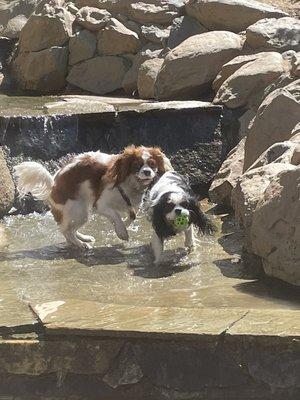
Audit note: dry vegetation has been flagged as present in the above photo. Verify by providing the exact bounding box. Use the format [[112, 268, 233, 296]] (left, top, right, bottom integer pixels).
[[259, 0, 300, 16]]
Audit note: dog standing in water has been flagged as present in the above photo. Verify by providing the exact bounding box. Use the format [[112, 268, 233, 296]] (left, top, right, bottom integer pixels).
[[14, 146, 172, 249], [146, 171, 216, 265]]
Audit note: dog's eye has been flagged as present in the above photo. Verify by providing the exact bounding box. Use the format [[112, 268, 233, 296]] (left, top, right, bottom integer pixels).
[[147, 159, 157, 169], [132, 161, 143, 172], [180, 201, 189, 208], [165, 202, 175, 212]]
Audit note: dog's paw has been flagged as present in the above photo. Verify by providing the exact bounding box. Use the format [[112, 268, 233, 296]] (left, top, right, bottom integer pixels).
[[79, 234, 95, 243]]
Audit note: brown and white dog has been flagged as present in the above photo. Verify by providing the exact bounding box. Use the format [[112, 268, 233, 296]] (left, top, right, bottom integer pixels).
[[14, 146, 171, 249]]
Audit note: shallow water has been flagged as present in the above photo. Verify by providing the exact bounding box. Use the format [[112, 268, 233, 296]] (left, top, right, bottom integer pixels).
[[0, 209, 298, 312]]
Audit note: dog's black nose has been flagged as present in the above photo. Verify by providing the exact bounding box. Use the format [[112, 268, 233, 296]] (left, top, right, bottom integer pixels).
[[143, 169, 151, 176], [175, 209, 182, 216]]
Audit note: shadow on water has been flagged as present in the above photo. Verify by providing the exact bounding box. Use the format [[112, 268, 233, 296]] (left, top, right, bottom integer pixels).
[[234, 278, 300, 307], [0, 243, 194, 279]]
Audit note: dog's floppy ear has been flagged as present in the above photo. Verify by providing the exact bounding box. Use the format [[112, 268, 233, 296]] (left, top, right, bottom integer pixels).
[[107, 146, 136, 186], [188, 197, 217, 235], [150, 147, 173, 174], [152, 194, 176, 239]]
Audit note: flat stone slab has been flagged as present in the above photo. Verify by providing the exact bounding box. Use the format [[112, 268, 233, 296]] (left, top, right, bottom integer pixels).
[[227, 309, 300, 338], [31, 299, 247, 338], [0, 280, 38, 334]]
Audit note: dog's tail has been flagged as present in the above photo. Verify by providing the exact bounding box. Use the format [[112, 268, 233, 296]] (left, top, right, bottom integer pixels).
[[14, 162, 54, 202]]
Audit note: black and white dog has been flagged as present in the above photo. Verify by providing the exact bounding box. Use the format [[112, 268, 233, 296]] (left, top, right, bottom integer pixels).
[[146, 172, 216, 265]]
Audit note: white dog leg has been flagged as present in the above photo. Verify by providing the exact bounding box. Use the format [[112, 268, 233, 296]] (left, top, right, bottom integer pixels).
[[151, 232, 164, 265], [98, 208, 129, 241], [60, 200, 92, 249], [184, 225, 195, 253]]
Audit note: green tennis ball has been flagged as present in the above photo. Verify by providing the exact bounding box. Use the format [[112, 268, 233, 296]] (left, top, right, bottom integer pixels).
[[173, 214, 190, 229]]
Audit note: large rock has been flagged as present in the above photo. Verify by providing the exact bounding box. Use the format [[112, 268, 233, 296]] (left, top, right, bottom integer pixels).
[[75, 6, 111, 31], [74, 0, 133, 15], [291, 52, 300, 78], [209, 138, 245, 207], [140, 24, 170, 45], [212, 53, 272, 92], [248, 139, 300, 171], [232, 163, 294, 251], [122, 43, 162, 95], [137, 57, 164, 99], [97, 18, 141, 55], [19, 6, 74, 52], [155, 31, 243, 100], [246, 17, 300, 53], [244, 79, 300, 170], [167, 15, 207, 49], [0, 0, 37, 29], [67, 55, 130, 94], [213, 52, 286, 110], [186, 0, 288, 33], [128, 2, 180, 25], [0, 148, 15, 218], [251, 167, 300, 285], [13, 46, 68, 93], [69, 29, 97, 65], [0, 14, 28, 38]]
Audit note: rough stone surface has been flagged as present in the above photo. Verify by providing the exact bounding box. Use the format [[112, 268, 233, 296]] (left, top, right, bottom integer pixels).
[[213, 52, 286, 110], [13, 46, 69, 93], [209, 138, 245, 207], [185, 0, 288, 33], [1, 14, 28, 39], [137, 57, 164, 99], [248, 140, 300, 171], [128, 2, 180, 25], [155, 31, 243, 100], [67, 55, 130, 95], [75, 6, 111, 31], [246, 17, 300, 53], [19, 6, 74, 52], [291, 52, 300, 78], [232, 163, 294, 252], [97, 18, 141, 55], [69, 29, 96, 65], [19, 9, 74, 52], [140, 23, 170, 45], [74, 0, 133, 15], [0, 148, 15, 218], [167, 15, 207, 49], [212, 53, 272, 92], [251, 167, 300, 285], [122, 43, 162, 95], [244, 79, 300, 170], [238, 109, 256, 139]]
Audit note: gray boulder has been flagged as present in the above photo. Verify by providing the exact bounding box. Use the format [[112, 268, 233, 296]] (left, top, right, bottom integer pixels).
[[75, 6, 111, 31], [167, 15, 207, 49], [244, 79, 300, 170], [67, 55, 130, 94], [213, 52, 286, 110], [155, 31, 244, 100], [19, 6, 74, 52], [13, 46, 68, 93], [246, 17, 300, 53], [97, 18, 141, 55], [185, 0, 288, 33], [137, 57, 164, 99], [69, 29, 97, 65]]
